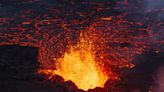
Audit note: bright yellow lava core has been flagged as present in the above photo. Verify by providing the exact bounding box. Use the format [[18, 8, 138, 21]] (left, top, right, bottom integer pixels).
[[39, 31, 108, 91]]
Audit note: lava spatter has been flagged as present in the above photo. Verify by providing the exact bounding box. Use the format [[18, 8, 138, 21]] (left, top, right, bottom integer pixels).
[[39, 31, 110, 91]]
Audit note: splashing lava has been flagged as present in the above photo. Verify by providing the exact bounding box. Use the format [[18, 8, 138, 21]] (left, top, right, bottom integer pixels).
[[39, 31, 109, 91]]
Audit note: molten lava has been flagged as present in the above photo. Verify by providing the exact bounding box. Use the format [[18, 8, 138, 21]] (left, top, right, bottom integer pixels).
[[39, 31, 109, 91]]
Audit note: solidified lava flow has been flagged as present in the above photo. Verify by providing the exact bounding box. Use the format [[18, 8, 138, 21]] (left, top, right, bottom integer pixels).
[[0, 0, 164, 91]]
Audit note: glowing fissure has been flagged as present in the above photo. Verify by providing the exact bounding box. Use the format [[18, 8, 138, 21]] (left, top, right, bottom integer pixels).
[[39, 31, 108, 91]]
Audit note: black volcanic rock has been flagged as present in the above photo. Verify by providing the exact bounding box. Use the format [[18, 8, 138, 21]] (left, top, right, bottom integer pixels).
[[0, 45, 85, 92]]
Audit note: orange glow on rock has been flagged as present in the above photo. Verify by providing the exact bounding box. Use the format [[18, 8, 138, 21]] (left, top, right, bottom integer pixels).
[[101, 17, 113, 21]]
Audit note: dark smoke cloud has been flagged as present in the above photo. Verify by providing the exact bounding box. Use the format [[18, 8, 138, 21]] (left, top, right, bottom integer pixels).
[[145, 0, 164, 10], [153, 64, 164, 92]]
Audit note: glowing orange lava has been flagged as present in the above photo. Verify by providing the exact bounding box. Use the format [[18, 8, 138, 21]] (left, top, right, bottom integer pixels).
[[39, 31, 109, 91]]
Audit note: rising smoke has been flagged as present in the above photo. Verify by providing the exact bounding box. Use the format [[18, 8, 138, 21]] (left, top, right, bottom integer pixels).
[[144, 1, 164, 91], [153, 64, 164, 92]]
